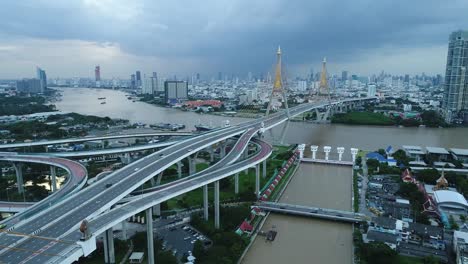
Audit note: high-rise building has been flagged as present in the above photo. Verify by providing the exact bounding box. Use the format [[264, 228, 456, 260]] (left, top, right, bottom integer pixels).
[[341, 71, 348, 82], [95, 66, 101, 81], [136, 71, 141, 88], [16, 79, 42, 93], [130, 74, 136, 89], [36, 67, 47, 93], [367, 84, 376, 97], [164, 81, 188, 104], [218, 72, 222, 81], [443, 30, 468, 123]]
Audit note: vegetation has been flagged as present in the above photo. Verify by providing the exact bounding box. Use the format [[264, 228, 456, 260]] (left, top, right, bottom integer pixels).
[[332, 110, 446, 127], [332, 112, 395, 126], [396, 182, 429, 224], [0, 95, 55, 116], [449, 215, 459, 230], [191, 205, 251, 264], [353, 171, 359, 212]]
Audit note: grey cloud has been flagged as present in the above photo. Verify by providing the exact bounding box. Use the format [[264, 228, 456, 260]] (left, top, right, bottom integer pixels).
[[0, 0, 467, 77]]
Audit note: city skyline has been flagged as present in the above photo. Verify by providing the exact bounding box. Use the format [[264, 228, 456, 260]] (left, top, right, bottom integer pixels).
[[0, 0, 467, 78]]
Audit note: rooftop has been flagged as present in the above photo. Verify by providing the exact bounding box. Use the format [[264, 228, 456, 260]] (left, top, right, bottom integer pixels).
[[433, 190, 468, 209], [402, 145, 422, 151], [450, 148, 468, 156], [372, 216, 397, 229], [367, 230, 399, 244], [426, 147, 449, 155]]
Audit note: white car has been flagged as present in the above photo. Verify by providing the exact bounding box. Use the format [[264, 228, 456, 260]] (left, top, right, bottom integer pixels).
[[134, 168, 139, 171]]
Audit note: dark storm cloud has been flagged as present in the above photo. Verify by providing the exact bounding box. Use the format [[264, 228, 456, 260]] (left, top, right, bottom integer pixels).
[[0, 0, 467, 76]]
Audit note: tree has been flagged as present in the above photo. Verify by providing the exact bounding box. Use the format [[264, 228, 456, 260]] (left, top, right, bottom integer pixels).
[[156, 250, 177, 264], [423, 255, 439, 264], [193, 240, 205, 260], [418, 169, 439, 184], [393, 149, 410, 167], [421, 110, 445, 127], [360, 242, 397, 264]]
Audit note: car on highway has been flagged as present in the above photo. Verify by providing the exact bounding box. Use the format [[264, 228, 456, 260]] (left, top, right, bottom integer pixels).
[[134, 168, 139, 171], [105, 183, 112, 188], [0, 224, 6, 229]]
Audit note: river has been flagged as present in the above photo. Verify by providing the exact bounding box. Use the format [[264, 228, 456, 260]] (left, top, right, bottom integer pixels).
[[54, 87, 467, 262], [54, 88, 468, 151], [242, 163, 353, 264]]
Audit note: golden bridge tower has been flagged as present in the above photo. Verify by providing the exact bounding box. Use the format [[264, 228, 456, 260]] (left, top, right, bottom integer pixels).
[[266, 46, 290, 117], [318, 57, 330, 100]]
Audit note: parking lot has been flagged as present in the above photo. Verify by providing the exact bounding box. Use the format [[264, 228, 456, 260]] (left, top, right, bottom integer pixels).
[[155, 223, 211, 261]]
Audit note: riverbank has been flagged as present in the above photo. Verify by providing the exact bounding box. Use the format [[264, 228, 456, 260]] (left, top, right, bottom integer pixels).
[[241, 163, 354, 264]]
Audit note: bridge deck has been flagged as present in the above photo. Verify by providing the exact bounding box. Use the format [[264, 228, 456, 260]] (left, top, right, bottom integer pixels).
[[255, 201, 366, 223]]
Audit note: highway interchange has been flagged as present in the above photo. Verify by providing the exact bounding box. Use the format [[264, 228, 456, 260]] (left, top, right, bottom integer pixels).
[[0, 98, 374, 263]]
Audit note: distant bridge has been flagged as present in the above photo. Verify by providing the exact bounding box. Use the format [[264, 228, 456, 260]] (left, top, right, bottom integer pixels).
[[254, 201, 366, 223]]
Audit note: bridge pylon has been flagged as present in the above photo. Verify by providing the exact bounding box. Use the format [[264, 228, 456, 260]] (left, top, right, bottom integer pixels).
[[266, 46, 290, 118]]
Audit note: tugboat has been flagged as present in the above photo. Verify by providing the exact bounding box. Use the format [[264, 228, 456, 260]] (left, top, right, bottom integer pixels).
[[100, 101, 106, 104], [98, 97, 106, 100], [194, 120, 216, 132]]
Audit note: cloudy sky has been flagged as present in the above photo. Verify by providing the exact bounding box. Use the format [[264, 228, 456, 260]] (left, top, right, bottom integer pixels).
[[0, 0, 467, 79]]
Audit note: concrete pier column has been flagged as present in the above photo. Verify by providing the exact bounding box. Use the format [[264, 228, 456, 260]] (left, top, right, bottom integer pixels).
[[298, 144, 306, 159], [150, 177, 156, 186], [209, 146, 214, 162], [153, 204, 161, 216], [255, 165, 260, 198], [214, 181, 220, 229], [13, 163, 24, 194], [351, 148, 359, 163], [122, 220, 127, 240], [310, 145, 318, 159], [324, 146, 331, 160], [262, 160, 267, 178], [234, 173, 239, 194], [146, 208, 155, 264], [177, 161, 183, 178], [337, 147, 345, 161], [104, 228, 115, 264], [243, 147, 248, 159], [50, 166, 57, 192], [203, 185, 209, 221], [220, 143, 226, 159], [188, 156, 196, 175]]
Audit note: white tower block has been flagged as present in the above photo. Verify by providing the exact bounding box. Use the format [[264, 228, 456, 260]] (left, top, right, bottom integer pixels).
[[298, 144, 306, 159], [323, 146, 331, 160], [350, 148, 359, 163], [310, 145, 318, 159], [337, 147, 345, 161]]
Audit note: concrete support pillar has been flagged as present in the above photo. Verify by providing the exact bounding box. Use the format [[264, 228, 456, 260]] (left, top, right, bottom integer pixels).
[[324, 146, 331, 160], [337, 147, 345, 161], [351, 148, 359, 163], [150, 177, 156, 187], [13, 163, 24, 194], [152, 204, 161, 216], [122, 220, 127, 240], [243, 147, 248, 159], [214, 181, 220, 229], [234, 173, 239, 194], [262, 160, 267, 178], [177, 161, 183, 178], [298, 144, 306, 159], [255, 165, 260, 198], [220, 143, 226, 159], [188, 156, 196, 175], [310, 145, 318, 159], [104, 228, 115, 264], [50, 166, 57, 192], [146, 208, 155, 264], [203, 184, 209, 221], [209, 147, 214, 162]]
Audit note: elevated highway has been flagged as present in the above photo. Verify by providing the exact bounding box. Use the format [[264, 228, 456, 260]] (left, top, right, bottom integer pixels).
[[254, 201, 366, 223], [0, 97, 375, 263], [0, 132, 191, 150], [0, 154, 87, 228]]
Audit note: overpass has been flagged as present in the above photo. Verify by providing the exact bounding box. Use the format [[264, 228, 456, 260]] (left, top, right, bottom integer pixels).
[[0, 97, 375, 263], [254, 201, 366, 223], [0, 132, 191, 149], [0, 154, 87, 228]]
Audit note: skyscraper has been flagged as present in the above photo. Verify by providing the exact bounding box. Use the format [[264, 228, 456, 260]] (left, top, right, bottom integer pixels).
[[443, 30, 468, 123], [130, 74, 136, 89], [136, 71, 141, 88], [341, 71, 348, 82], [36, 67, 47, 93], [95, 66, 101, 81]]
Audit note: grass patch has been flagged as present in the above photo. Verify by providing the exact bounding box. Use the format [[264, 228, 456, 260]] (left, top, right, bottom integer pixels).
[[332, 112, 395, 126]]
